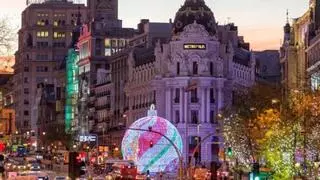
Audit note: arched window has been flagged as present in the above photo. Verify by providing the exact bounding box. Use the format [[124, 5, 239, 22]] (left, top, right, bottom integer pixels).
[[193, 62, 198, 75], [210, 62, 213, 75], [177, 62, 180, 75]]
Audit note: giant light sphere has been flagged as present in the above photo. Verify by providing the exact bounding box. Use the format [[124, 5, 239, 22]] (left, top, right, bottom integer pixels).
[[121, 105, 183, 173]]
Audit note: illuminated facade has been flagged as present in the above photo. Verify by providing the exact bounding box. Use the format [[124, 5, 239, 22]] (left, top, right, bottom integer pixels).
[[122, 106, 183, 173], [306, 0, 320, 90], [280, 2, 318, 93], [0, 75, 16, 136], [65, 49, 79, 132], [125, 0, 255, 165]]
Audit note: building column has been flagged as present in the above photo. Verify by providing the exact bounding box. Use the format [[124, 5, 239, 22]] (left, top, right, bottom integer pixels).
[[201, 87, 206, 123], [165, 87, 171, 120], [216, 80, 224, 111], [179, 87, 184, 124], [184, 91, 189, 161], [206, 88, 210, 124], [184, 91, 188, 124]]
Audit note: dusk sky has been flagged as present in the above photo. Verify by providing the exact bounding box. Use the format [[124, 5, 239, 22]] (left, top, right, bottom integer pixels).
[[0, 0, 309, 51]]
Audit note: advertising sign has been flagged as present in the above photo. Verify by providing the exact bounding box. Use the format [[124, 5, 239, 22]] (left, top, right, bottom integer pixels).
[[183, 43, 206, 50]]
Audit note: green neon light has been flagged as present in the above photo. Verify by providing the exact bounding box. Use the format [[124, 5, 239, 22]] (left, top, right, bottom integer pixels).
[[65, 49, 79, 132]]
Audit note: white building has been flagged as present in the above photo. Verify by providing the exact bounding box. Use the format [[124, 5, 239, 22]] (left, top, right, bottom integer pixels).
[[124, 0, 255, 164]]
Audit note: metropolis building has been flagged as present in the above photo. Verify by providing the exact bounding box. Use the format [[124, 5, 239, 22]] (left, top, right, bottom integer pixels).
[[124, 0, 255, 164]]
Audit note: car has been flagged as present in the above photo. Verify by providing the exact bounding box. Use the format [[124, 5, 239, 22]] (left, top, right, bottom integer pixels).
[[30, 163, 41, 171], [54, 176, 70, 180]]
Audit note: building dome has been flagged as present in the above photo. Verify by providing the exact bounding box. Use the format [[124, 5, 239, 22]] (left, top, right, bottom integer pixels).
[[173, 0, 217, 35], [121, 105, 183, 173]]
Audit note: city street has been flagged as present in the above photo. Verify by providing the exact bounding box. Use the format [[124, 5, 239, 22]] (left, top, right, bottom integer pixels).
[[0, 0, 319, 179]]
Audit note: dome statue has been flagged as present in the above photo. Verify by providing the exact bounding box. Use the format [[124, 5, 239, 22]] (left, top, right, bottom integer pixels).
[[173, 0, 217, 35]]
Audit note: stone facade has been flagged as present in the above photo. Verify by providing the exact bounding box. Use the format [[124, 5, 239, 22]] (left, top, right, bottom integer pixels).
[[125, 20, 255, 164]]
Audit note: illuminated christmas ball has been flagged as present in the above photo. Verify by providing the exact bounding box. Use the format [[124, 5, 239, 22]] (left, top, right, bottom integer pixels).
[[121, 105, 183, 173]]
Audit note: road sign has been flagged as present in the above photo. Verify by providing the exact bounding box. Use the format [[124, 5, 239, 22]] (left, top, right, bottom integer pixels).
[[79, 134, 97, 143]]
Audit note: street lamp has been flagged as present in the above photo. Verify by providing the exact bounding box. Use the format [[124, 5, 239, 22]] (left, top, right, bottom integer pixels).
[[42, 132, 46, 136], [314, 156, 320, 178]]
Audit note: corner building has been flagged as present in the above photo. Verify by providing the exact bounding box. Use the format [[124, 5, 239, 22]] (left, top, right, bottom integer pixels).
[[125, 0, 255, 164]]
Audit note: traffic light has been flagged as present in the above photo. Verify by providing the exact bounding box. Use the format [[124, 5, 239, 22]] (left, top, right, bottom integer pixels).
[[69, 152, 81, 179], [79, 161, 86, 176], [252, 163, 260, 173], [150, 141, 154, 148], [226, 147, 233, 157], [249, 163, 260, 180]]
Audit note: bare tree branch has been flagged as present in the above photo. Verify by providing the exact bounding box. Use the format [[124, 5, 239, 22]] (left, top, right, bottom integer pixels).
[[0, 16, 17, 56]]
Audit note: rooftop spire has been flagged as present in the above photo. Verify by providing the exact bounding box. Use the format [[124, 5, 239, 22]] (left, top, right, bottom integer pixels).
[[286, 9, 289, 24]]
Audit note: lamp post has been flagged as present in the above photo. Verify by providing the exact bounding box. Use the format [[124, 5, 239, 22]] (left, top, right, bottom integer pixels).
[[314, 155, 319, 179]]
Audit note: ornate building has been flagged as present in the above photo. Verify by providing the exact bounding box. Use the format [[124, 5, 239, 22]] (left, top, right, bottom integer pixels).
[[306, 0, 320, 90], [124, 0, 255, 164], [280, 2, 317, 93]]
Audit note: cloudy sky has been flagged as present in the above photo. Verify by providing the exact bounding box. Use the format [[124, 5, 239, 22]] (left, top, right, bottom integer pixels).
[[0, 0, 309, 51]]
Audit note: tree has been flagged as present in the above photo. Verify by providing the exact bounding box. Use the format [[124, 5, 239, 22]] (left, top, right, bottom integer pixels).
[[223, 83, 281, 172], [0, 16, 16, 56]]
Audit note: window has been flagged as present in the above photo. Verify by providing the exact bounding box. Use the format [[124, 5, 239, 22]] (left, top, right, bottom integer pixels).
[[23, 121, 29, 127], [210, 88, 215, 103], [24, 111, 29, 116], [24, 77, 28, 83], [80, 41, 90, 59], [191, 88, 198, 103], [53, 32, 66, 39], [174, 88, 180, 103], [24, 88, 29, 94], [175, 110, 180, 124], [36, 77, 47, 83], [37, 20, 45, 26], [56, 87, 61, 100], [210, 111, 216, 124], [177, 62, 180, 75], [36, 66, 49, 72], [53, 42, 66, 48], [24, 100, 29, 105], [96, 39, 102, 56], [24, 66, 29, 72], [36, 54, 49, 61], [36, 31, 49, 38], [193, 62, 198, 75], [210, 62, 213, 75], [37, 42, 49, 48], [105, 39, 111, 56], [191, 110, 199, 124]]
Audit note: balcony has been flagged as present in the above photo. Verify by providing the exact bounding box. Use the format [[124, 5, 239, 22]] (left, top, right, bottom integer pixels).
[[95, 104, 111, 111]]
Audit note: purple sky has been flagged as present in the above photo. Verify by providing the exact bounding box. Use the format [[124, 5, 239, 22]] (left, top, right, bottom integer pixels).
[[0, 0, 309, 51]]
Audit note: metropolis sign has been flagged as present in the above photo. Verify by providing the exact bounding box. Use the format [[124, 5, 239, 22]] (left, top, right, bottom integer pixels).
[[183, 43, 206, 50]]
